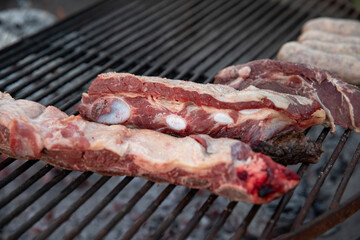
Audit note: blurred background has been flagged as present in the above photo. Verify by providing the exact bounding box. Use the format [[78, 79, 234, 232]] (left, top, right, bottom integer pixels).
[[0, 0, 359, 49]]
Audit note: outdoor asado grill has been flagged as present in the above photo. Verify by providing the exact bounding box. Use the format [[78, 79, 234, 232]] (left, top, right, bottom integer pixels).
[[0, 0, 359, 239]]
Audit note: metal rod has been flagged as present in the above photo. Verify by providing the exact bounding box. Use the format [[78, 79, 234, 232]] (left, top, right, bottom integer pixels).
[[177, 194, 218, 240], [63, 177, 133, 240], [34, 176, 111, 240], [206, 201, 238, 240], [0, 160, 38, 189], [230, 204, 261, 240], [259, 127, 330, 239], [274, 190, 360, 240], [21, 0, 210, 102], [0, 169, 70, 228], [0, 164, 53, 209], [150, 189, 199, 240], [6, 172, 92, 240], [291, 129, 351, 230], [0, 157, 15, 171], [0, 0, 140, 81], [122, 184, 176, 240], [94, 181, 155, 240], [6, 0, 144, 95], [164, 0, 277, 80], [2, 0, 170, 92], [32, 0, 200, 106], [0, 0, 121, 71], [330, 143, 360, 209]]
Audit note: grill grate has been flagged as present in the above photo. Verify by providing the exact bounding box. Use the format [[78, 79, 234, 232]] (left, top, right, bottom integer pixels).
[[0, 0, 359, 239]]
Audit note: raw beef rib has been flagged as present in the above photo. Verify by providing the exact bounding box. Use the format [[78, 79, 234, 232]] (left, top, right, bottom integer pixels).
[[215, 59, 360, 133], [79, 73, 325, 164], [0, 92, 299, 204]]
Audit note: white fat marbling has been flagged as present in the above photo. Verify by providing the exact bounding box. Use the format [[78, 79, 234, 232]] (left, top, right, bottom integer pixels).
[[237, 66, 251, 77], [166, 115, 187, 131], [97, 99, 130, 124], [213, 113, 234, 124], [239, 109, 261, 115]]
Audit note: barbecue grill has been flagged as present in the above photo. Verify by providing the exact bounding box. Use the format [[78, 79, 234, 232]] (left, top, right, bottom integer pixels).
[[0, 0, 359, 239]]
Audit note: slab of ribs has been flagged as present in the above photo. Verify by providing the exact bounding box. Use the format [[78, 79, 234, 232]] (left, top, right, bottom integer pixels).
[[0, 92, 299, 204], [79, 73, 325, 164]]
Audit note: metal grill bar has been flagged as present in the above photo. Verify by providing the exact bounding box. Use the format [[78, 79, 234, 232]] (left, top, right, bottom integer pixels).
[[50, 0, 272, 110], [13, 0, 205, 100], [22, 0, 215, 102], [230, 0, 333, 66], [291, 129, 351, 229], [177, 194, 218, 240], [63, 177, 133, 240], [177, 0, 284, 81], [0, 164, 53, 209], [259, 127, 331, 239], [145, 0, 266, 77], [34, 176, 111, 240], [29, 0, 229, 107], [150, 189, 199, 240], [0, 160, 38, 189], [126, 0, 248, 75], [0, 157, 15, 171], [30, 1, 201, 106], [0, 0, 140, 82], [230, 205, 261, 240], [260, 0, 346, 60], [274, 191, 360, 240], [0, 169, 70, 228], [122, 184, 176, 240], [330, 143, 360, 209], [0, 0, 118, 70], [3, 0, 184, 94], [3, 0, 143, 94], [206, 201, 238, 240], [94, 181, 155, 240], [204, 0, 333, 83], [7, 172, 92, 240]]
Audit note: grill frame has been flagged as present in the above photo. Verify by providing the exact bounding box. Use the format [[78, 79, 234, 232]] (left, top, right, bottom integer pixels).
[[0, 0, 359, 239]]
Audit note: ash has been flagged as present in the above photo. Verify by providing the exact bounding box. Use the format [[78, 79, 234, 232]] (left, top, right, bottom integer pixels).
[[0, 7, 56, 49]]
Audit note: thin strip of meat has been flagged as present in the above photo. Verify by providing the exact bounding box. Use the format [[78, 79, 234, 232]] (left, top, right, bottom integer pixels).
[[0, 92, 299, 204], [302, 40, 360, 58], [277, 42, 360, 85], [79, 73, 324, 144], [214, 59, 360, 133], [302, 17, 360, 36], [298, 30, 360, 44]]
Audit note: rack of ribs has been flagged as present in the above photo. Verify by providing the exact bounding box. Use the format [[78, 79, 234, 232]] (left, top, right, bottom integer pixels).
[[79, 73, 325, 164], [0, 92, 299, 204]]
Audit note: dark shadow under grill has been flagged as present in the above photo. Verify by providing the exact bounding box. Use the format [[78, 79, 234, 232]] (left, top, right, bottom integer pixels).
[[0, 0, 359, 239]]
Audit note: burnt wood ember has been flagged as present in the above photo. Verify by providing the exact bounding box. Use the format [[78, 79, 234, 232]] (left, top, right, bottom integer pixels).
[[0, 92, 299, 204], [215, 59, 360, 133], [79, 73, 324, 164]]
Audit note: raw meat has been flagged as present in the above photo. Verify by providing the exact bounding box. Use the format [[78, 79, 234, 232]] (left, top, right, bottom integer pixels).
[[215, 59, 360, 133], [302, 17, 360, 36], [79, 73, 325, 147], [0, 92, 299, 204], [277, 42, 360, 85]]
